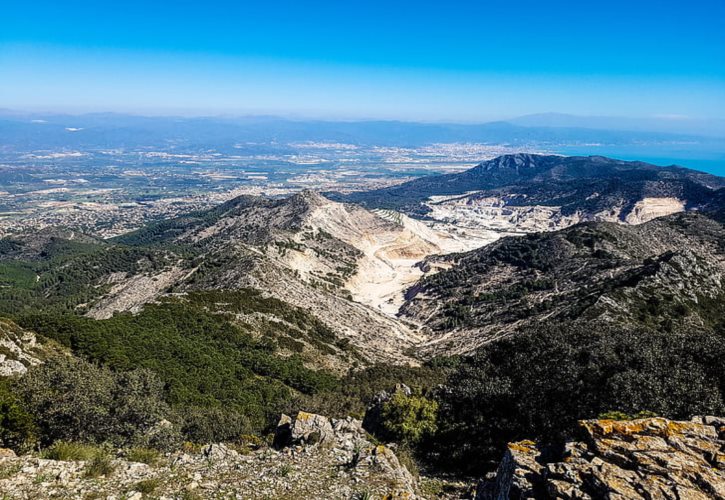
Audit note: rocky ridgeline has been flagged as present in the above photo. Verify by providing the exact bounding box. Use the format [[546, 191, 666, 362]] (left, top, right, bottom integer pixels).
[[477, 416, 725, 500], [0, 411, 418, 499]]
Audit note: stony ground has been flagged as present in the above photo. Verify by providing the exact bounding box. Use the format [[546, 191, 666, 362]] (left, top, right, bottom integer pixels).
[[0, 413, 418, 499]]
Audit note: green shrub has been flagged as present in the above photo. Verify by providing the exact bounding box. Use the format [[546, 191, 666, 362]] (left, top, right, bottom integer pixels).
[[179, 407, 253, 444], [84, 453, 116, 478], [234, 433, 265, 454], [18, 357, 171, 447], [0, 462, 22, 480], [277, 464, 293, 477], [380, 392, 438, 445], [133, 478, 161, 494], [301, 362, 452, 420], [0, 381, 36, 452], [42, 441, 104, 461], [598, 410, 659, 421], [434, 321, 725, 473], [395, 445, 420, 478], [597, 410, 632, 421], [19, 293, 339, 438], [125, 447, 161, 466]]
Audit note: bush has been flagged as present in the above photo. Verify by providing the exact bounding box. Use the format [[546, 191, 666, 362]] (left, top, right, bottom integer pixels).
[[17, 356, 171, 447], [134, 478, 161, 494], [19, 294, 339, 436], [380, 392, 438, 445], [125, 447, 161, 466], [301, 363, 452, 420], [84, 453, 116, 478], [178, 406, 253, 444], [598, 410, 658, 421], [0, 381, 36, 452]]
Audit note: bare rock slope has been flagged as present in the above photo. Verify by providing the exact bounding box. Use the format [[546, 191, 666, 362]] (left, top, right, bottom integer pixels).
[[107, 191, 444, 365]]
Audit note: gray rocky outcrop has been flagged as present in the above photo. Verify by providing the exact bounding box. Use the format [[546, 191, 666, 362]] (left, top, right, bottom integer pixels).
[[0, 319, 55, 377], [476, 416, 725, 500]]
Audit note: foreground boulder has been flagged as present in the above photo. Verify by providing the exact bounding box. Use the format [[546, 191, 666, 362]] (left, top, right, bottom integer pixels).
[[477, 416, 725, 499], [0, 412, 418, 499]]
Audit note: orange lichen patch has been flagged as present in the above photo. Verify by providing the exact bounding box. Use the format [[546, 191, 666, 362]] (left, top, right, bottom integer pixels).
[[664, 420, 690, 436], [508, 440, 538, 454], [581, 419, 649, 438], [580, 417, 703, 441], [496, 417, 725, 499], [296, 411, 313, 421]]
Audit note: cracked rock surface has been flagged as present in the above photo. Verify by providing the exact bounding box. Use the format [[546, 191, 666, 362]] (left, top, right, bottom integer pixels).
[[477, 416, 725, 500]]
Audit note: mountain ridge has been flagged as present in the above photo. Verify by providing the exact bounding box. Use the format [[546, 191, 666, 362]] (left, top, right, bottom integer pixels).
[[401, 210, 725, 356]]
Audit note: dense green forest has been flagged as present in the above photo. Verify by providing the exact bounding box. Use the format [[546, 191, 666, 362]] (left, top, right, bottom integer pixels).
[[430, 320, 725, 472], [0, 236, 176, 315]]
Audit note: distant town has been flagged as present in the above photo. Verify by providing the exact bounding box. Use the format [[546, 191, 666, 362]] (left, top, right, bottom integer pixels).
[[0, 142, 540, 237]]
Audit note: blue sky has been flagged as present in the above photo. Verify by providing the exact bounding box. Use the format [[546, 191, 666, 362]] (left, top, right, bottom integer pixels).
[[2, 0, 724, 120]]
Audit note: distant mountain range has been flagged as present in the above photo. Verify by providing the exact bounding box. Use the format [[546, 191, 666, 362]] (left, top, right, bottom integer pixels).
[[509, 112, 725, 137], [1, 109, 724, 151]]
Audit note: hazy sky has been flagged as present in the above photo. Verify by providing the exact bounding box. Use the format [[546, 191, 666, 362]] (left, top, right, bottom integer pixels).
[[2, 0, 724, 120]]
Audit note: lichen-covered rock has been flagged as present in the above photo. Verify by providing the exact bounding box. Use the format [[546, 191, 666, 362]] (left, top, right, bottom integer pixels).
[[290, 410, 335, 445], [477, 416, 725, 500]]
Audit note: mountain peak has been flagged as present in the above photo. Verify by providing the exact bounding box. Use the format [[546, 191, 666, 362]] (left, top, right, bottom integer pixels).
[[287, 189, 330, 208], [473, 153, 554, 173]]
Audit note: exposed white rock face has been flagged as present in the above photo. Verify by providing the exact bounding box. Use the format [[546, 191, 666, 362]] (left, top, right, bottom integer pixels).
[[624, 197, 686, 224], [201, 192, 690, 322], [86, 265, 192, 320], [286, 195, 505, 316], [426, 194, 585, 234], [426, 194, 688, 233], [290, 198, 439, 316], [0, 319, 48, 376]]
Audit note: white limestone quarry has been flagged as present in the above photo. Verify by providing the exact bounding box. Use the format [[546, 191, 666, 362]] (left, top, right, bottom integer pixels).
[[286, 195, 497, 315], [426, 194, 688, 233], [624, 197, 686, 224], [280, 193, 688, 317], [339, 195, 686, 315], [302, 199, 441, 315]]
